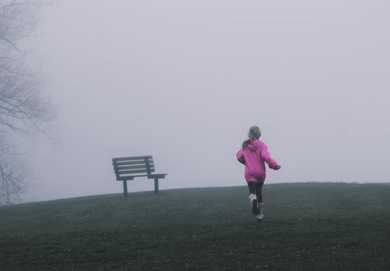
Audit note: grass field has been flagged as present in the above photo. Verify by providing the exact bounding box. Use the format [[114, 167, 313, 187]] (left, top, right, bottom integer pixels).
[[0, 183, 389, 270]]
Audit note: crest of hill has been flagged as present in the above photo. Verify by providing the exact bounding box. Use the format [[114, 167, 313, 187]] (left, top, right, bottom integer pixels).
[[1, 182, 389, 234]]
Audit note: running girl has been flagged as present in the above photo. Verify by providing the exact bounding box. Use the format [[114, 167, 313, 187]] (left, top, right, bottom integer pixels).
[[236, 126, 281, 222]]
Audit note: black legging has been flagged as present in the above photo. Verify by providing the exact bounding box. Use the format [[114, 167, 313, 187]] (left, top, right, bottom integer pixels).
[[247, 182, 264, 203]]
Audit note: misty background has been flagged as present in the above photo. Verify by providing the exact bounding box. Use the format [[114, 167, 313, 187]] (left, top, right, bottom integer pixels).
[[24, 0, 390, 202]]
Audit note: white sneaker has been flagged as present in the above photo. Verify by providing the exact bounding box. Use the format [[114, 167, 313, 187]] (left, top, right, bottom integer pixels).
[[256, 214, 264, 222]]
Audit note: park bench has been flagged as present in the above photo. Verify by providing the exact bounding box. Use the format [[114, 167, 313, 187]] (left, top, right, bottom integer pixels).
[[112, 156, 167, 196]]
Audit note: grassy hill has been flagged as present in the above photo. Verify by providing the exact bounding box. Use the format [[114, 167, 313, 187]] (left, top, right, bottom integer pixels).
[[1, 183, 389, 270]]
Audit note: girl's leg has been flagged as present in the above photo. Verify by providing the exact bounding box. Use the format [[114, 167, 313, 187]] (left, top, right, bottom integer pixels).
[[247, 181, 256, 195], [255, 182, 264, 204], [247, 182, 260, 215], [255, 182, 264, 222]]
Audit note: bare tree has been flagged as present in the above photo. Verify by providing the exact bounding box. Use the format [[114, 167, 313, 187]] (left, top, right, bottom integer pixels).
[[0, 0, 54, 205]]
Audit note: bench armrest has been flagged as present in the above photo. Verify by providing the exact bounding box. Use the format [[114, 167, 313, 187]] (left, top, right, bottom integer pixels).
[[149, 174, 167, 179]]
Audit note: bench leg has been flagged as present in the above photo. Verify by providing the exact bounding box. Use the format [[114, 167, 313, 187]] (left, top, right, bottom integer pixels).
[[154, 178, 159, 195], [123, 180, 128, 196]]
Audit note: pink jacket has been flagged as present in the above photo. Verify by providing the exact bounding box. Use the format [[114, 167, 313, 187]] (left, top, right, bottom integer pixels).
[[236, 139, 279, 182]]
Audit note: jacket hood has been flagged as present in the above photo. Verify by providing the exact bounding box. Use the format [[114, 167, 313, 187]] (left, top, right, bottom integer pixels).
[[246, 140, 262, 152]]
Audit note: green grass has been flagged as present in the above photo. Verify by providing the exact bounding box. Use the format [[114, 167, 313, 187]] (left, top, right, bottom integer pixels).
[[1, 183, 389, 270]]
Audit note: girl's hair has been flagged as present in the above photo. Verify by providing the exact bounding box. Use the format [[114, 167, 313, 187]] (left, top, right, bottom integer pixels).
[[242, 126, 261, 149]]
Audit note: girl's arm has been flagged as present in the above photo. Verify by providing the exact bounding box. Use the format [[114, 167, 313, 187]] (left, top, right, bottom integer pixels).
[[236, 150, 245, 165], [260, 144, 279, 169]]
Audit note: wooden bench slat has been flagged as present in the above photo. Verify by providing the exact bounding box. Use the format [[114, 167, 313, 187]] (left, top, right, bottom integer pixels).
[[116, 175, 148, 180], [115, 165, 155, 171], [116, 169, 151, 175], [112, 156, 152, 162], [115, 160, 154, 166]]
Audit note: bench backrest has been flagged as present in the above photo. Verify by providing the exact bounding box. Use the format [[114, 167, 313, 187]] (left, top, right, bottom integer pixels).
[[112, 156, 155, 180]]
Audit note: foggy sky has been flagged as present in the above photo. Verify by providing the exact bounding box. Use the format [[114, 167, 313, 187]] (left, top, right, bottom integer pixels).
[[25, 0, 390, 202]]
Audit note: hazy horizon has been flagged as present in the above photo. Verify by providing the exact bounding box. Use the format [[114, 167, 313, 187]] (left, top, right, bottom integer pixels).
[[21, 0, 390, 202]]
